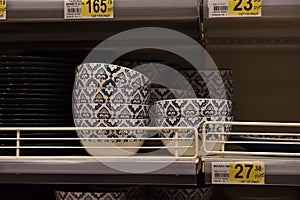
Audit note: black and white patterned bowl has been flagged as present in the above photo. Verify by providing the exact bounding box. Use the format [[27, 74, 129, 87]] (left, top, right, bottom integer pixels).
[[154, 116, 233, 156], [73, 103, 149, 119], [74, 63, 151, 89], [149, 186, 213, 200], [154, 98, 232, 118], [74, 118, 150, 156], [180, 69, 234, 101], [55, 191, 125, 200], [73, 87, 150, 104]]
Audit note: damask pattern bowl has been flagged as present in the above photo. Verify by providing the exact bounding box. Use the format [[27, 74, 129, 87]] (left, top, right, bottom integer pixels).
[[154, 98, 232, 118], [55, 191, 125, 200], [179, 69, 234, 101], [149, 186, 214, 200], [73, 87, 150, 104], [73, 103, 150, 119], [74, 118, 150, 156], [154, 115, 233, 156], [74, 63, 151, 89]]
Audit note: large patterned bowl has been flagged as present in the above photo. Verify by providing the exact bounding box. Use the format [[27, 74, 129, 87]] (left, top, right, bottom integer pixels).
[[154, 116, 233, 156], [73, 103, 149, 119], [73, 87, 150, 104], [55, 191, 125, 200], [74, 63, 151, 89], [154, 98, 232, 118], [74, 118, 150, 156]]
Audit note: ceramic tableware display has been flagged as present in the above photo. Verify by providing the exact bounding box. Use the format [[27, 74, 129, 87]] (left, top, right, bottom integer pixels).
[[73, 63, 151, 156], [55, 191, 126, 200], [154, 98, 232, 156]]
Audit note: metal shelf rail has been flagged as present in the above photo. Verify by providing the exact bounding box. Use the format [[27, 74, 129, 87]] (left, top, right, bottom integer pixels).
[[4, 0, 199, 22], [201, 121, 300, 186], [0, 126, 199, 185]]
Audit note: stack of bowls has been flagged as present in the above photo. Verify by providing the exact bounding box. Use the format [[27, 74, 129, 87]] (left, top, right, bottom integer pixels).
[[73, 63, 151, 156], [154, 98, 233, 156], [179, 69, 234, 102]]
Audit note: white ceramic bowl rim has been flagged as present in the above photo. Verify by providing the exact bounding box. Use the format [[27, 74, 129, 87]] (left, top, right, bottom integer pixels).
[[76, 63, 150, 81]]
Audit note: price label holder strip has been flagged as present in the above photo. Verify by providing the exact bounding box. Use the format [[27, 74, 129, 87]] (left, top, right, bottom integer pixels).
[[0, 0, 6, 20], [201, 121, 300, 185], [64, 0, 113, 19], [207, 0, 262, 18]]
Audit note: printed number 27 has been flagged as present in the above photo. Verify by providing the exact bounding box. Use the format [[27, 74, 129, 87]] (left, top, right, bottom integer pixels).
[[234, 0, 253, 11], [234, 164, 253, 179]]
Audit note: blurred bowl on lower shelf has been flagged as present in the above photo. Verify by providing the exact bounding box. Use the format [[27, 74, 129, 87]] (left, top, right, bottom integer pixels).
[[55, 191, 125, 200]]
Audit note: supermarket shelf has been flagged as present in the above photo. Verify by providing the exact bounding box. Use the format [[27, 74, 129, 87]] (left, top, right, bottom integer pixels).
[[5, 0, 199, 22], [203, 0, 300, 52], [201, 121, 300, 186], [0, 126, 200, 185], [203, 155, 300, 186], [0, 159, 198, 185]]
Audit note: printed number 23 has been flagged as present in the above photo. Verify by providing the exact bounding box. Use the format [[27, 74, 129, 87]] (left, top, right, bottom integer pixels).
[[233, 0, 253, 11]]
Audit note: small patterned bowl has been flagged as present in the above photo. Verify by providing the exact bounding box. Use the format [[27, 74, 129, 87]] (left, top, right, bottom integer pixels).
[[154, 116, 232, 156], [73, 87, 150, 104], [55, 191, 125, 200], [74, 118, 150, 156], [74, 63, 151, 89], [154, 98, 232, 118], [73, 103, 149, 119], [149, 186, 213, 200]]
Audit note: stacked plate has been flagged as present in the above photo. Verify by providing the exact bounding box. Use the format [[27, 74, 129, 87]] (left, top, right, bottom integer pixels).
[[154, 98, 233, 156], [0, 56, 83, 156], [73, 63, 151, 156], [179, 70, 234, 102]]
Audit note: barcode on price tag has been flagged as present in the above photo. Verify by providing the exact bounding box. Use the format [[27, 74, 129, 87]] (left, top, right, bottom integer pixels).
[[212, 162, 265, 184], [0, 0, 6, 20], [208, 0, 262, 18], [212, 162, 230, 183], [64, 0, 113, 19]]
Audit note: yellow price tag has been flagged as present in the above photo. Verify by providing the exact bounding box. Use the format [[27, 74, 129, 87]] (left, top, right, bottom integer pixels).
[[229, 162, 264, 184], [81, 0, 113, 18], [0, 0, 6, 18], [228, 0, 261, 16]]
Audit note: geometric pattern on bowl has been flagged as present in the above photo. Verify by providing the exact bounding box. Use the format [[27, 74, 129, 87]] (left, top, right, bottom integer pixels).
[[149, 186, 213, 200], [74, 118, 150, 156], [73, 103, 149, 119], [73, 87, 149, 104], [154, 98, 232, 118], [74, 63, 151, 90], [147, 88, 195, 105], [55, 191, 126, 200], [180, 69, 234, 101], [73, 103, 150, 119], [154, 116, 233, 156]]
